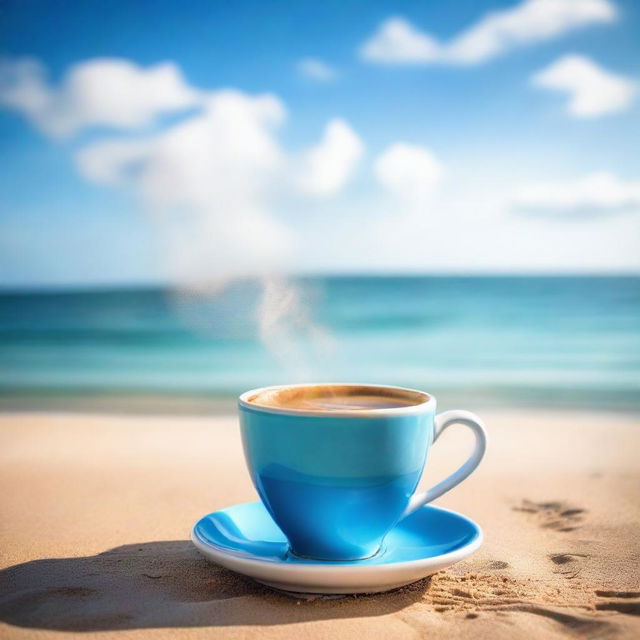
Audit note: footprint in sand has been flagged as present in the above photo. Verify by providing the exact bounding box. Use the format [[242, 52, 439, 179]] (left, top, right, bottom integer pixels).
[[548, 553, 589, 579], [422, 572, 612, 635], [482, 560, 510, 570], [513, 500, 586, 532], [594, 590, 640, 616]]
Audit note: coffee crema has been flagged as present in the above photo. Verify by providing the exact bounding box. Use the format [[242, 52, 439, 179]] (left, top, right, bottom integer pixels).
[[247, 384, 428, 412]]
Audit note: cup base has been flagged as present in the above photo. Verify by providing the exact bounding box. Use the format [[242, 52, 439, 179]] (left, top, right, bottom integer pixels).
[[286, 543, 385, 563]]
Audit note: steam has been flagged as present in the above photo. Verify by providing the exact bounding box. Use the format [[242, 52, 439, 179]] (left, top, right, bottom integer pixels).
[[258, 276, 334, 379], [73, 87, 353, 373]]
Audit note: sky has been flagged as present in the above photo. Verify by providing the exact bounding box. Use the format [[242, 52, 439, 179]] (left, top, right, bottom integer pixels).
[[0, 0, 639, 287]]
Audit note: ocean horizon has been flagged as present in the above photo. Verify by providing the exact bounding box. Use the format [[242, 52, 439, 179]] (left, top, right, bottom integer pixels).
[[1, 275, 639, 413]]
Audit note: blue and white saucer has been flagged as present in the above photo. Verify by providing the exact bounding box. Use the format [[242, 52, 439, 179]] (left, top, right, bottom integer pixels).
[[191, 502, 482, 595]]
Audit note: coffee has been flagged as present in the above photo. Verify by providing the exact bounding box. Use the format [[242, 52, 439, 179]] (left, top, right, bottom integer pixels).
[[247, 384, 427, 412]]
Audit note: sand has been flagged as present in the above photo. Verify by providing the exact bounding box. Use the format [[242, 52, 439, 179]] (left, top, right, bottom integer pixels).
[[1, 409, 639, 639]]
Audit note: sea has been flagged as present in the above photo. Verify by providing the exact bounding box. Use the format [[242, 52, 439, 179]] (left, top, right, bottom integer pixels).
[[1, 276, 638, 412]]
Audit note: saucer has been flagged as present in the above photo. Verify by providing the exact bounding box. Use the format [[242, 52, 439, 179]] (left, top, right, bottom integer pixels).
[[191, 502, 482, 595]]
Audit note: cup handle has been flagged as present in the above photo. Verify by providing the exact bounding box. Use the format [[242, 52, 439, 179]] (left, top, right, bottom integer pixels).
[[402, 410, 487, 518]]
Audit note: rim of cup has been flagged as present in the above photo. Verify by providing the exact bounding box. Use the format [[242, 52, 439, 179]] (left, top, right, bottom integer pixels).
[[238, 382, 436, 418]]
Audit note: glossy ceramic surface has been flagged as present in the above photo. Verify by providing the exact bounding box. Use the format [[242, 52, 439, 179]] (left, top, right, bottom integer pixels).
[[240, 407, 433, 560], [238, 384, 487, 562], [239, 385, 434, 560], [191, 501, 483, 595]]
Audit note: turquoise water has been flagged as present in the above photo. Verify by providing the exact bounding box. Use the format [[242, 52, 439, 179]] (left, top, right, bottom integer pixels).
[[1, 276, 639, 410]]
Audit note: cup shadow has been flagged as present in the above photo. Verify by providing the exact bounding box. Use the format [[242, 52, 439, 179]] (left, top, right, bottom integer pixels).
[[0, 540, 429, 631]]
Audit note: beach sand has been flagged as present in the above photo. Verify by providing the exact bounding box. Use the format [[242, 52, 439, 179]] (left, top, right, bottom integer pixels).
[[1, 410, 639, 639]]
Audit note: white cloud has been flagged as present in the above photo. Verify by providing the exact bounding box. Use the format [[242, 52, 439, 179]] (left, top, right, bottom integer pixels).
[[0, 56, 366, 282], [0, 57, 198, 138], [445, 0, 616, 64], [360, 0, 616, 66], [511, 172, 640, 217], [359, 17, 440, 64], [76, 90, 292, 279], [297, 57, 338, 82], [296, 118, 364, 197], [4, 54, 637, 280], [374, 143, 444, 205], [532, 54, 637, 117]]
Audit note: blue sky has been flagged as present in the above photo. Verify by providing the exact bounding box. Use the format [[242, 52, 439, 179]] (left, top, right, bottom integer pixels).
[[1, 0, 639, 287]]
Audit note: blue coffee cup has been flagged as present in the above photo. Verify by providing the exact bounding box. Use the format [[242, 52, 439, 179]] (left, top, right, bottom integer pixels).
[[239, 383, 487, 562]]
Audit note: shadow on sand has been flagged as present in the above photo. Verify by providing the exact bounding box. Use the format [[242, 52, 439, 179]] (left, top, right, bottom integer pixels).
[[0, 540, 429, 631]]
